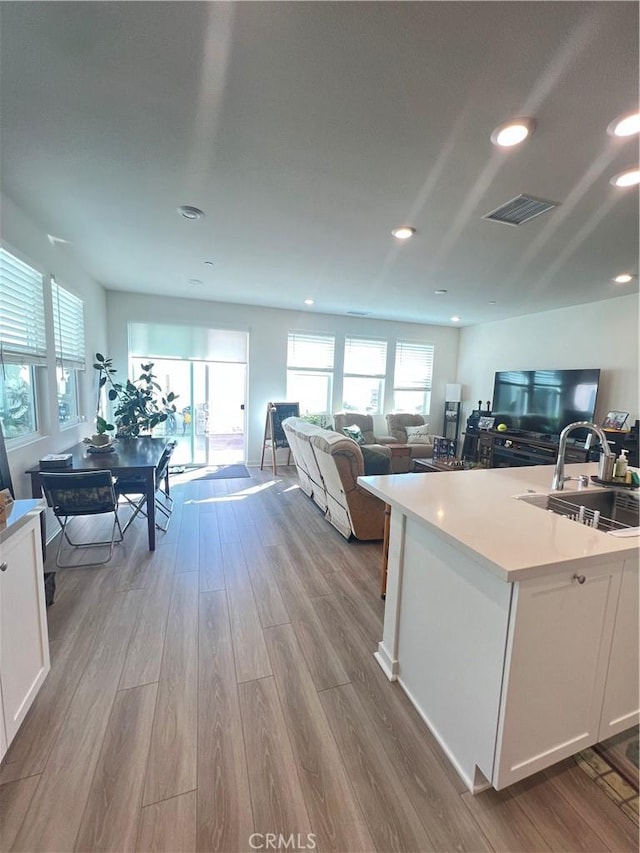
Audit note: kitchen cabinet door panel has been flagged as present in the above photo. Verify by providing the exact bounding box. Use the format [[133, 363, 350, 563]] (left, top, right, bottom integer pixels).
[[599, 560, 639, 740], [493, 564, 621, 789], [0, 516, 50, 755]]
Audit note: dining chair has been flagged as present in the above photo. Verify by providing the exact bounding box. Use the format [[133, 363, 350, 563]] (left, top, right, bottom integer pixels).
[[39, 470, 124, 568], [115, 440, 177, 533]]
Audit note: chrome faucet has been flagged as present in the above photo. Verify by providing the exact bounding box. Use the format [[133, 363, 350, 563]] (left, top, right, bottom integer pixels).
[[551, 421, 614, 491]]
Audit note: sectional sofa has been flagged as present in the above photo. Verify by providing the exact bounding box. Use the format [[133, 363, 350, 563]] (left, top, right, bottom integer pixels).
[[282, 416, 386, 540]]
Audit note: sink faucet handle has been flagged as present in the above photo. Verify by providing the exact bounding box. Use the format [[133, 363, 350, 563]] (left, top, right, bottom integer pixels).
[[561, 474, 589, 488]]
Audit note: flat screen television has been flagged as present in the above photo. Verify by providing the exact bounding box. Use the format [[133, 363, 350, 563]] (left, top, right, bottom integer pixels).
[[492, 369, 600, 439]]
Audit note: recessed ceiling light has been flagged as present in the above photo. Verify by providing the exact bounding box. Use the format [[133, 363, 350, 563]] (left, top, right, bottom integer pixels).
[[613, 274, 633, 284], [177, 205, 205, 220], [490, 118, 536, 148], [610, 168, 640, 188], [188, 278, 203, 286], [304, 298, 314, 305], [450, 316, 461, 322], [434, 289, 448, 295], [607, 111, 640, 137], [391, 226, 416, 240]]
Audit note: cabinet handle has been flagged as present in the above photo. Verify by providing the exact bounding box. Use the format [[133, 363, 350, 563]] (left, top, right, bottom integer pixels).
[[0, 562, 7, 572], [573, 573, 586, 585]]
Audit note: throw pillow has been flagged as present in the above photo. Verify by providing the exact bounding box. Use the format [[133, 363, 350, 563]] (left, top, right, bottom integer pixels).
[[342, 424, 365, 445], [405, 424, 431, 444], [361, 446, 392, 475]]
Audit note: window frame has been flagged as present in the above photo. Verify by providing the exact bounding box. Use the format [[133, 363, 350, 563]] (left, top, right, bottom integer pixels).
[[52, 277, 85, 428], [286, 331, 335, 415], [0, 246, 47, 442], [342, 336, 388, 414], [393, 340, 435, 415]]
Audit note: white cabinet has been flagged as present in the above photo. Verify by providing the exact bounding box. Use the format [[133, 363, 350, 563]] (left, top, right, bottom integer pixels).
[[599, 560, 639, 740], [493, 561, 624, 789], [0, 511, 50, 761]]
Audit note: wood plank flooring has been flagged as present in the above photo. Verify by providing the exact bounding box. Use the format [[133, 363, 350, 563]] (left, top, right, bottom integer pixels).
[[1, 466, 636, 852]]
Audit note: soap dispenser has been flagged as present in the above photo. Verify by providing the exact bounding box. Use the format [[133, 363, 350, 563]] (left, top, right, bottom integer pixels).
[[614, 448, 629, 482]]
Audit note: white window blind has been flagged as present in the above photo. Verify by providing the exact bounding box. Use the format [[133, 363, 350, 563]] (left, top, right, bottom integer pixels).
[[0, 248, 47, 365], [394, 341, 435, 390], [52, 279, 86, 370], [287, 331, 335, 370], [344, 337, 387, 376]]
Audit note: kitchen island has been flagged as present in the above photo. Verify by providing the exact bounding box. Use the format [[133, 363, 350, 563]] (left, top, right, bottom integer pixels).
[[358, 462, 639, 793]]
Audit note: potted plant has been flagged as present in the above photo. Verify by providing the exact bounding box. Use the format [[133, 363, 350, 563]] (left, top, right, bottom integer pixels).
[[93, 353, 178, 438]]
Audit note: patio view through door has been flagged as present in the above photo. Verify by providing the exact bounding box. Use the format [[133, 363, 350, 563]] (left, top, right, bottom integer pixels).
[[144, 359, 246, 467], [128, 323, 247, 468]]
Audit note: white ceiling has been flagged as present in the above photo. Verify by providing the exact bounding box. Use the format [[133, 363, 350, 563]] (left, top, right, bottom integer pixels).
[[1, 1, 638, 327]]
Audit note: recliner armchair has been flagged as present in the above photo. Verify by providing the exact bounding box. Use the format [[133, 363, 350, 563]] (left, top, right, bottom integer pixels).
[[385, 413, 436, 471]]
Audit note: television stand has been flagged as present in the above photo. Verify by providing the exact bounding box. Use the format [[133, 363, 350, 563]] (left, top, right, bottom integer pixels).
[[476, 430, 589, 469]]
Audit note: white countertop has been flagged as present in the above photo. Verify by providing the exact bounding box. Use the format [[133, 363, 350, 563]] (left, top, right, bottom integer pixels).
[[359, 463, 639, 581], [0, 499, 45, 546]]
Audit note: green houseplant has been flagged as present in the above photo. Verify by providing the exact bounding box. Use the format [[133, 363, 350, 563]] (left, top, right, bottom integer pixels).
[[93, 353, 178, 438]]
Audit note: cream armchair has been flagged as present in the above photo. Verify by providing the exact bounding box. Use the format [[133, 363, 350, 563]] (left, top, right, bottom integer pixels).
[[385, 413, 435, 470]]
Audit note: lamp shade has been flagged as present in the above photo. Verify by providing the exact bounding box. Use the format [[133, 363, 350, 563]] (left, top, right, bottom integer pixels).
[[445, 383, 462, 403]]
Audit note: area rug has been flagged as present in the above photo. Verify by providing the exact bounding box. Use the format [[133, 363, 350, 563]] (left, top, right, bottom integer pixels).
[[192, 464, 250, 480], [575, 727, 639, 826]]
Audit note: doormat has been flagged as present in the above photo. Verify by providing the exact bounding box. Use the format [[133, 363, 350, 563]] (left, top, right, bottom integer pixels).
[[193, 465, 250, 480], [575, 728, 639, 826]]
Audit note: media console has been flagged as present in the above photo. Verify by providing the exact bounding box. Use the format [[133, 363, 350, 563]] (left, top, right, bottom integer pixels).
[[473, 430, 589, 469]]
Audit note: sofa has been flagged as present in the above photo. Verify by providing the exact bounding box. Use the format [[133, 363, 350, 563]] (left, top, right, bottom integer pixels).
[[385, 413, 436, 472], [282, 416, 387, 540], [333, 413, 395, 448], [333, 412, 411, 473]]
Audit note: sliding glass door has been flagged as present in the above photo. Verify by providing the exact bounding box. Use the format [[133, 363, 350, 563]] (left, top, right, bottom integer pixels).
[[131, 357, 246, 467], [128, 323, 248, 467]]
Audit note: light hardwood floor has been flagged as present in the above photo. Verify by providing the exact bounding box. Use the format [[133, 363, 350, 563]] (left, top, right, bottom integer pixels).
[[1, 467, 637, 852]]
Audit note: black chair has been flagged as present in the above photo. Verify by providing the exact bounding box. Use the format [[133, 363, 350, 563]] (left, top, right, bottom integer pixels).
[[40, 470, 124, 568], [115, 440, 177, 533]]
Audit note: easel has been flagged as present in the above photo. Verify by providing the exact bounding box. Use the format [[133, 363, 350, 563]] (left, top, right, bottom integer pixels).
[[260, 401, 299, 474]]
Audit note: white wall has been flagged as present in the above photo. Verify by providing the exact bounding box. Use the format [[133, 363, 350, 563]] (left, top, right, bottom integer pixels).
[[1, 193, 108, 497], [457, 293, 639, 427], [106, 292, 460, 465]]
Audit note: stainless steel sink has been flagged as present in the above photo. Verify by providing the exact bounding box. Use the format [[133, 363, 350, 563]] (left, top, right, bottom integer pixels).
[[515, 489, 640, 532]]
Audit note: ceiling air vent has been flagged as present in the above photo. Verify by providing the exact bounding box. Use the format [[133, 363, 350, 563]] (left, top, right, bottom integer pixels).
[[482, 194, 558, 226], [347, 310, 370, 316]]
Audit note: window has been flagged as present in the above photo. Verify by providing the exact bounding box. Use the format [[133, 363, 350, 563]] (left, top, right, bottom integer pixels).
[[393, 340, 435, 414], [287, 331, 335, 415], [0, 248, 46, 439], [52, 278, 85, 425], [343, 337, 387, 413], [0, 363, 38, 438]]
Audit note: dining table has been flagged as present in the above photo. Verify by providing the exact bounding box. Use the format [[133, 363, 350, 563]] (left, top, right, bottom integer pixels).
[[26, 437, 170, 553]]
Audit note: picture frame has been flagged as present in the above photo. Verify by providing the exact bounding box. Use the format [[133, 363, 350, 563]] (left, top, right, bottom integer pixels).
[[478, 416, 496, 430], [602, 411, 629, 430]]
